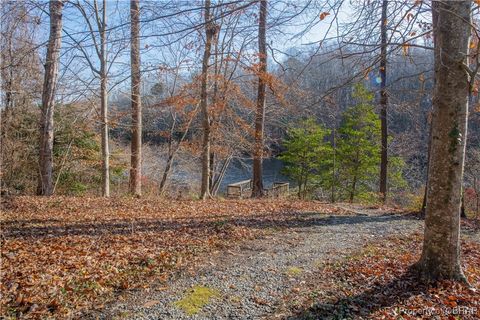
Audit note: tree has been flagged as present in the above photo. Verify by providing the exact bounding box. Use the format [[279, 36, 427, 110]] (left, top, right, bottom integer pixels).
[[279, 118, 332, 199], [379, 0, 388, 203], [1, 1, 43, 194], [99, 0, 109, 197], [337, 84, 381, 202], [69, 0, 119, 197], [251, 0, 267, 198], [199, 0, 215, 200], [415, 0, 471, 282], [129, 0, 142, 197], [38, 0, 64, 196]]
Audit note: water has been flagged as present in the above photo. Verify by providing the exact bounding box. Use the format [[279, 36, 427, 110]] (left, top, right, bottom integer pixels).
[[219, 158, 290, 194]]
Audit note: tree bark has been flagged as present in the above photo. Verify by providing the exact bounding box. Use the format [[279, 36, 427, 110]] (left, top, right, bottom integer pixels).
[[100, 0, 110, 197], [129, 0, 142, 197], [331, 126, 336, 203], [252, 0, 267, 198], [200, 0, 214, 200], [159, 152, 174, 195], [379, 0, 388, 203], [38, 0, 63, 196], [475, 176, 479, 215], [415, 0, 471, 282], [209, 151, 215, 192], [421, 119, 433, 216]]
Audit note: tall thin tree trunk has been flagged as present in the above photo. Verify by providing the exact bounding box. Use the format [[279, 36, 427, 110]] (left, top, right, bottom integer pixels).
[[350, 175, 357, 203], [129, 0, 142, 196], [252, 0, 267, 198], [211, 155, 232, 196], [209, 151, 215, 192], [379, 0, 388, 203], [415, 0, 471, 282], [475, 176, 479, 214], [159, 152, 174, 195], [331, 126, 336, 203], [200, 0, 214, 199], [100, 0, 110, 197], [421, 120, 433, 216], [159, 106, 197, 196], [38, 0, 63, 196]]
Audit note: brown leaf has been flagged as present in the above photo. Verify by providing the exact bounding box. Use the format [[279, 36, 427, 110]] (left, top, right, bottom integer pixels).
[[319, 12, 330, 20], [143, 300, 160, 308]]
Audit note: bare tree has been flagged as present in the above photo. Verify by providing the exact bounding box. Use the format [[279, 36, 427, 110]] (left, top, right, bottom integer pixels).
[[99, 0, 109, 197], [415, 0, 471, 282], [200, 0, 215, 199], [252, 0, 267, 198], [129, 0, 142, 196], [1, 1, 43, 194], [38, 0, 63, 196], [379, 0, 388, 202], [68, 0, 120, 197]]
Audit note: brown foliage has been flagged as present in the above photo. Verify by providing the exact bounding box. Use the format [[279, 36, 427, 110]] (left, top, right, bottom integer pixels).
[[1, 196, 342, 319], [280, 233, 480, 319]]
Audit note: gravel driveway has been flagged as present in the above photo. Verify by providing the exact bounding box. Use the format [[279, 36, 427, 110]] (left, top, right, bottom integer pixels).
[[100, 209, 423, 320]]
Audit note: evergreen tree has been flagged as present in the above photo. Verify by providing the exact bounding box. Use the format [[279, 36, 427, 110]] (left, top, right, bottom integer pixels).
[[337, 84, 381, 202], [279, 118, 332, 199]]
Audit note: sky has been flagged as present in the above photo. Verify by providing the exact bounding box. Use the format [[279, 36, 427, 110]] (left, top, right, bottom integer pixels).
[[21, 0, 430, 103]]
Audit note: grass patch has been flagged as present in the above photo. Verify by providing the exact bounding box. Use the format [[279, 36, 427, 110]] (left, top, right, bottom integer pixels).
[[174, 285, 220, 315]]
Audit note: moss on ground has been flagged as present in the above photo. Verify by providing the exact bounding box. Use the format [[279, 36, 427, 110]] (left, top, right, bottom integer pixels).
[[174, 285, 220, 315], [287, 266, 303, 276]]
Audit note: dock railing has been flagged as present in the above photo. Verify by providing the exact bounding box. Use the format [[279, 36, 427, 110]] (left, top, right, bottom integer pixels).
[[226, 179, 252, 198], [226, 180, 289, 198]]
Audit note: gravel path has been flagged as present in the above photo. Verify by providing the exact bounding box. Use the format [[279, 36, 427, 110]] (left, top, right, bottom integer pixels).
[[101, 209, 423, 320]]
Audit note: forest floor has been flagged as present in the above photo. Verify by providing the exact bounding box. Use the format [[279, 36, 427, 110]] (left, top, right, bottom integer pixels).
[[1, 197, 479, 319]]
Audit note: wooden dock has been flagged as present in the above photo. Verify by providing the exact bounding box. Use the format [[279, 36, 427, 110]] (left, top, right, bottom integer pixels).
[[226, 180, 289, 199]]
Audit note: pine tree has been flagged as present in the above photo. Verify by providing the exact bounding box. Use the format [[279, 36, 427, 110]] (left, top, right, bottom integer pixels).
[[337, 84, 381, 202], [279, 118, 332, 199]]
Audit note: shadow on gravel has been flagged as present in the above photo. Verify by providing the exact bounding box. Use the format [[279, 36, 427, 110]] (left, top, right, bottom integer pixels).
[[285, 268, 425, 319], [3, 213, 419, 239]]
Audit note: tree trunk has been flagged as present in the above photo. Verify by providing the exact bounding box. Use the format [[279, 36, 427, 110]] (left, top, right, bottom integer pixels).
[[129, 0, 142, 197], [159, 106, 197, 196], [200, 0, 214, 200], [421, 119, 433, 216], [475, 176, 479, 215], [379, 0, 388, 203], [159, 152, 174, 195], [252, 0, 267, 198], [350, 174, 357, 203], [209, 151, 215, 193], [38, 0, 63, 196], [415, 0, 471, 282], [461, 192, 467, 218], [331, 126, 336, 203], [100, 0, 110, 197], [211, 155, 232, 196]]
